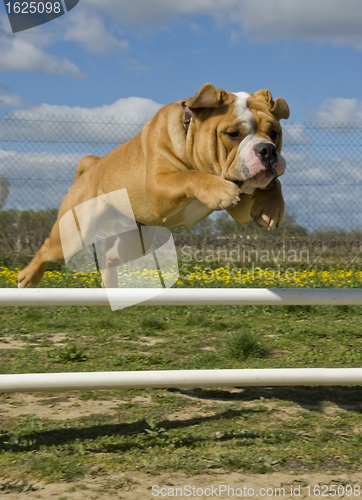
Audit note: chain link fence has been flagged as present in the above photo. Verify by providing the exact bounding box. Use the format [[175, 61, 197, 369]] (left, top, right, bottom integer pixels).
[[0, 113, 144, 210], [1, 113, 362, 232], [282, 123, 362, 232]]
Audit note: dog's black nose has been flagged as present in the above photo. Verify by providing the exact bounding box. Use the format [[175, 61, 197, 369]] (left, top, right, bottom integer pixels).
[[254, 143, 278, 168]]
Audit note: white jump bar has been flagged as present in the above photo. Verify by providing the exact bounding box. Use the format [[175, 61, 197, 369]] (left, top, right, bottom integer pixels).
[[2, 368, 362, 393], [1, 288, 362, 306]]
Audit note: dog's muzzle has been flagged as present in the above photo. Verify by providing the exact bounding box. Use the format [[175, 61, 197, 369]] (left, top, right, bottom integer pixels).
[[253, 143, 278, 172]]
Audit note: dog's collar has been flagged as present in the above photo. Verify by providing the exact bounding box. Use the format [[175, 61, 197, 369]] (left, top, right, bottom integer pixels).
[[182, 111, 192, 135]]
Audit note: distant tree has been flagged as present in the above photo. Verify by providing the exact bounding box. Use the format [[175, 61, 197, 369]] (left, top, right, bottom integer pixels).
[[214, 210, 308, 237], [350, 227, 362, 238], [0, 176, 9, 210], [214, 211, 241, 235], [172, 209, 308, 239], [0, 208, 58, 265], [311, 226, 348, 238], [171, 215, 215, 238], [279, 212, 308, 236]]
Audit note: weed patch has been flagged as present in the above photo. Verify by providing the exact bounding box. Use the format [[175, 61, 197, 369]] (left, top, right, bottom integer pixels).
[[49, 345, 88, 363], [226, 327, 269, 360]]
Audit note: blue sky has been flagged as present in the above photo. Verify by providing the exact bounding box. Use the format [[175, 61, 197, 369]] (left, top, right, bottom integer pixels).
[[1, 0, 362, 122], [1, 0, 362, 229]]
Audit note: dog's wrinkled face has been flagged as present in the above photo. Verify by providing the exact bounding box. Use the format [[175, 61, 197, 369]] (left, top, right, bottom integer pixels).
[[182, 84, 290, 194]]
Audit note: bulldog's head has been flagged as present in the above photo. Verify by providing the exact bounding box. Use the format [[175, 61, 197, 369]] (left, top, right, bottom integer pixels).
[[182, 83, 290, 194]]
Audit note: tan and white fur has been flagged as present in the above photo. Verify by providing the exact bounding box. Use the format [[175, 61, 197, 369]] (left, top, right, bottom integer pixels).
[[18, 83, 290, 288]]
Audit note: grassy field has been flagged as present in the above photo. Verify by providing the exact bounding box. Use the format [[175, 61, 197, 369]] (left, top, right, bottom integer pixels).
[[1, 263, 362, 487]]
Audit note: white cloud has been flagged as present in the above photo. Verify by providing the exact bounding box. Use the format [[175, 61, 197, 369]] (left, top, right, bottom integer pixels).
[[0, 97, 163, 142], [282, 152, 362, 185], [63, 7, 129, 54], [0, 15, 82, 78], [228, 0, 362, 48], [0, 92, 28, 108], [14, 96, 162, 120], [85, 0, 362, 50], [84, 0, 235, 24], [2, 0, 361, 79], [282, 153, 362, 229], [0, 150, 83, 209], [0, 149, 83, 180], [0, 96, 160, 208], [314, 98, 362, 123], [0, 37, 81, 77], [282, 123, 312, 146]]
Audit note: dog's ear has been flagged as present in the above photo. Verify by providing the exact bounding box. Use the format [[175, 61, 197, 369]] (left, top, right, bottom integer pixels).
[[252, 89, 290, 120], [271, 98, 290, 120], [182, 83, 230, 118]]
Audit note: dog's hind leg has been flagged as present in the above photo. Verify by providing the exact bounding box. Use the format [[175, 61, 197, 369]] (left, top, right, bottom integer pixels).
[[18, 156, 101, 288], [17, 220, 65, 288]]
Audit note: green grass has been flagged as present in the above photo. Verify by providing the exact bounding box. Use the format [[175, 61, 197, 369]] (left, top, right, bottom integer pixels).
[[1, 266, 362, 482], [226, 326, 270, 360]]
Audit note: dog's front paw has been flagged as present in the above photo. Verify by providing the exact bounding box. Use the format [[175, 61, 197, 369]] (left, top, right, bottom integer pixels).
[[196, 177, 240, 210], [251, 180, 285, 230]]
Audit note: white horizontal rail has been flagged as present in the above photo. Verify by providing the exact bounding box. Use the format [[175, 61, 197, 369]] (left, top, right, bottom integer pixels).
[[1, 288, 362, 306], [1, 368, 362, 393], [2, 289, 361, 393]]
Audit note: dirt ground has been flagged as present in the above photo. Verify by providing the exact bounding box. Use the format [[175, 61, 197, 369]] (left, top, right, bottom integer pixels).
[[1, 393, 361, 499], [2, 471, 362, 500]]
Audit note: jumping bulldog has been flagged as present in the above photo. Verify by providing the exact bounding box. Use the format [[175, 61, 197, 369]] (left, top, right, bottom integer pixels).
[[17, 83, 290, 288]]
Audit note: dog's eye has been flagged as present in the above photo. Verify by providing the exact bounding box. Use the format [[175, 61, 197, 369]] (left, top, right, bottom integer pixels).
[[225, 131, 241, 140], [270, 131, 278, 142]]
